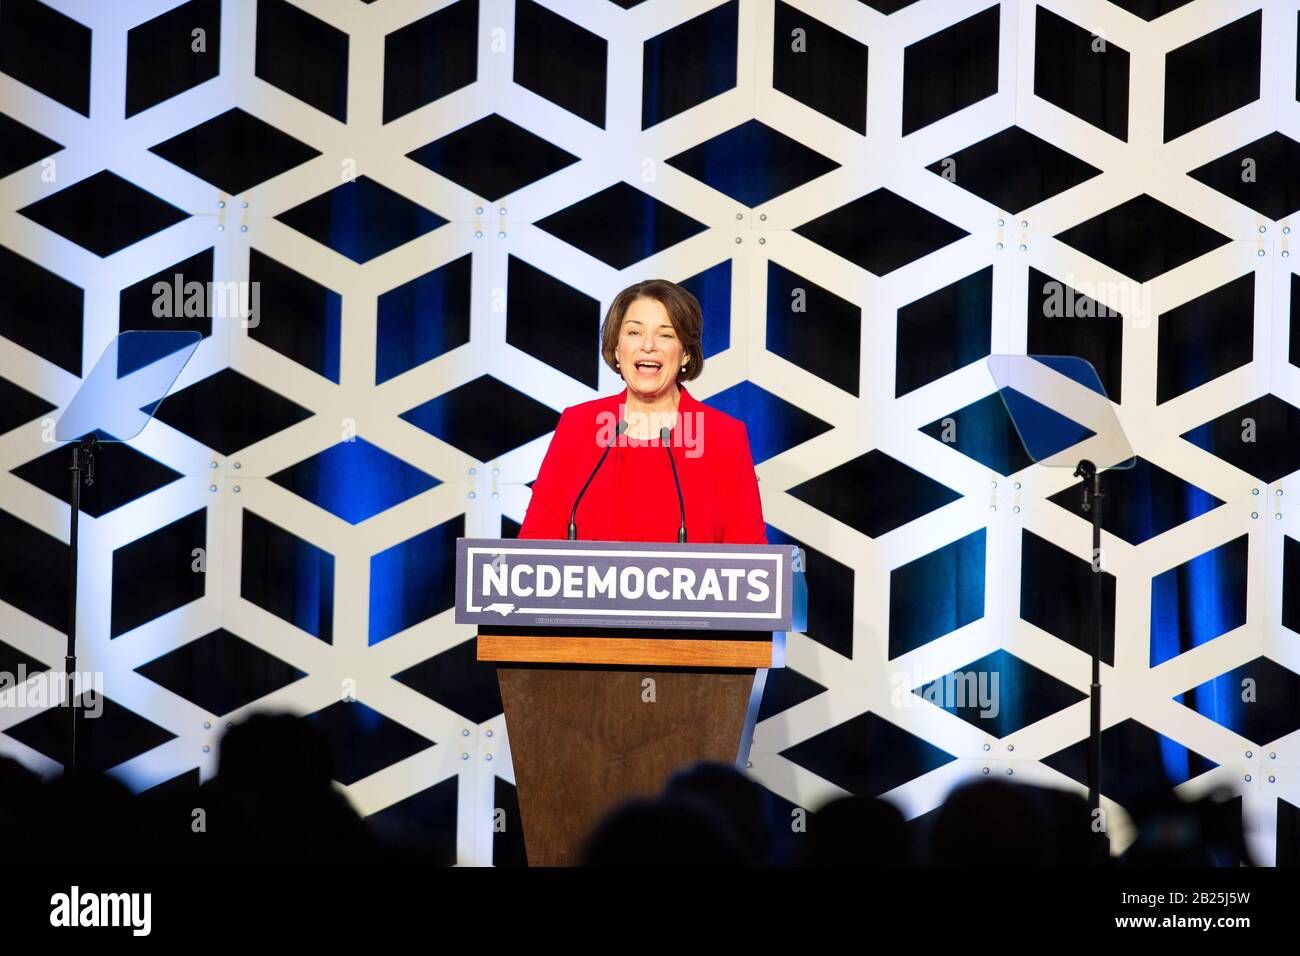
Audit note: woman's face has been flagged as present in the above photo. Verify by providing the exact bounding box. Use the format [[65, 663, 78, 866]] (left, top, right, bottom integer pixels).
[[616, 297, 685, 401]]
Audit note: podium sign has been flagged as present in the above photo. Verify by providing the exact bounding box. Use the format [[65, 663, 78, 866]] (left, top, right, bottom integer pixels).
[[460, 537, 804, 864], [455, 538, 795, 631]]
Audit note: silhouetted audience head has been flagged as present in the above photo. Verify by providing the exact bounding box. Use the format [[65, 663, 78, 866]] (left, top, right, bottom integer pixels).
[[663, 762, 771, 864], [200, 711, 374, 865], [0, 719, 1263, 868], [930, 779, 1055, 866], [581, 796, 752, 866], [799, 795, 910, 865], [1120, 785, 1253, 866], [1035, 786, 1100, 865], [217, 711, 334, 797]]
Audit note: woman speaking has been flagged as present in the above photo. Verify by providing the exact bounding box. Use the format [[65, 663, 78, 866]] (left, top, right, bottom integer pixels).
[[519, 279, 766, 544]]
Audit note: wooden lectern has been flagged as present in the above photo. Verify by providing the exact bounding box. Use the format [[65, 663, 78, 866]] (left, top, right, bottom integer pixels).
[[458, 538, 800, 866]]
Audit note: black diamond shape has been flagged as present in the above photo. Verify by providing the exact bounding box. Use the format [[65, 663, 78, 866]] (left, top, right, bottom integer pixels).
[[1286, 536, 1300, 635], [1054, 194, 1230, 283], [506, 256, 601, 387], [1150, 535, 1248, 667], [241, 509, 334, 643], [927, 126, 1102, 214], [1157, 273, 1254, 403], [1020, 529, 1115, 665], [516, 0, 607, 128], [1278, 798, 1300, 866], [1164, 11, 1260, 142], [255, 0, 348, 121], [1181, 394, 1300, 483], [136, 628, 306, 716], [150, 108, 320, 195], [126, 0, 221, 117], [248, 249, 341, 382], [369, 514, 462, 645], [913, 649, 1086, 738], [302, 700, 434, 786], [1043, 718, 1217, 800], [1107, 0, 1195, 19], [1048, 457, 1223, 545], [393, 638, 501, 724], [149, 367, 314, 456], [492, 777, 527, 866], [407, 114, 579, 202], [0, 245, 83, 375], [667, 119, 840, 207], [795, 189, 968, 275], [901, 5, 998, 135], [535, 181, 707, 270], [276, 176, 446, 263], [896, 266, 992, 397], [683, 260, 731, 358], [1034, 6, 1130, 141], [0, 110, 62, 177], [756, 665, 828, 722], [13, 436, 182, 518], [789, 449, 962, 538], [773, 2, 868, 133], [0, 0, 91, 116], [1025, 267, 1124, 402], [119, 248, 215, 339], [0, 375, 55, 436], [110, 509, 206, 638], [702, 381, 834, 464], [765, 262, 858, 395], [0, 507, 67, 633], [642, 0, 736, 129], [18, 171, 189, 257], [269, 438, 439, 525], [1292, 274, 1300, 372], [920, 393, 1034, 477], [365, 776, 458, 865], [890, 528, 986, 658], [382, 0, 478, 123], [376, 254, 472, 384], [860, 0, 919, 11], [139, 768, 201, 801], [5, 693, 177, 774], [0, 635, 47, 677], [400, 375, 560, 463], [781, 711, 956, 796], [767, 525, 855, 660], [1176, 658, 1300, 746], [1188, 133, 1300, 220]]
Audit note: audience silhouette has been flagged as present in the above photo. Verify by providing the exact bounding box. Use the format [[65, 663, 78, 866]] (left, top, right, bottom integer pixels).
[[0, 713, 1255, 867]]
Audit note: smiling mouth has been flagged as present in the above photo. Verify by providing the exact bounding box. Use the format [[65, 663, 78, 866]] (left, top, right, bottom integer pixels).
[[633, 361, 662, 375]]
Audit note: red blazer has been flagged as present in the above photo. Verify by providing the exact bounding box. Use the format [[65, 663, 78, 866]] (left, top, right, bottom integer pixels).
[[519, 385, 767, 544]]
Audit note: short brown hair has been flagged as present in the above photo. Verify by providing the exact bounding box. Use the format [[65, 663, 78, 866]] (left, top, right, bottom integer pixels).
[[599, 279, 704, 383]]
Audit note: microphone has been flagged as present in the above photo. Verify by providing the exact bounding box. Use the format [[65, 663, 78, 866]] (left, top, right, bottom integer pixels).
[[568, 419, 628, 539], [660, 426, 687, 543]]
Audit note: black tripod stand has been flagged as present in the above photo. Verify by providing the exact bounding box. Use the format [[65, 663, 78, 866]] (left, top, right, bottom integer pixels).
[[1074, 458, 1107, 862], [64, 433, 98, 775]]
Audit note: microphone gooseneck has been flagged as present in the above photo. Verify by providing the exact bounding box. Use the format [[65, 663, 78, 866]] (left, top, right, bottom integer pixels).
[[661, 426, 687, 543], [568, 419, 628, 539]]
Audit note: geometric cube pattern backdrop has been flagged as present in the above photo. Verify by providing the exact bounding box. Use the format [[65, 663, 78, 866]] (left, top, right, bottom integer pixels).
[[2, 0, 1299, 865]]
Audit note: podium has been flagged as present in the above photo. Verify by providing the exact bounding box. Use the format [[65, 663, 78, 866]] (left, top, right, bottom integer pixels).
[[456, 538, 803, 866]]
